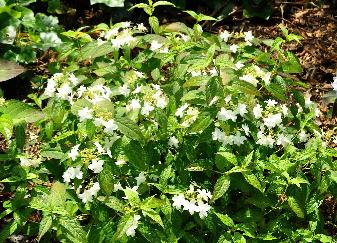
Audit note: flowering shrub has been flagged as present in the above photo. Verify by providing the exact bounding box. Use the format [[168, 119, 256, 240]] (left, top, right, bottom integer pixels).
[[1, 10, 337, 242]]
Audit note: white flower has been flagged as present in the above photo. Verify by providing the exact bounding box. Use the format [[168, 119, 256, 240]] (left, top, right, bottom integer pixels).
[[137, 23, 147, 32], [63, 165, 83, 183], [154, 95, 167, 108], [135, 172, 146, 186], [239, 74, 258, 86], [115, 159, 126, 166], [141, 102, 154, 116], [232, 131, 246, 146], [133, 85, 143, 94], [244, 30, 254, 43], [180, 33, 190, 42], [103, 119, 118, 134], [219, 30, 231, 42], [119, 84, 130, 96], [129, 99, 141, 110], [94, 142, 105, 154], [257, 131, 274, 148], [197, 202, 212, 218], [88, 159, 104, 173], [78, 107, 93, 122], [263, 113, 282, 128], [183, 200, 199, 215], [281, 104, 289, 116], [234, 61, 245, 70], [209, 96, 218, 106], [242, 124, 250, 136], [209, 67, 217, 76], [276, 134, 292, 147], [113, 182, 123, 192], [175, 104, 189, 117], [150, 40, 163, 51], [262, 72, 272, 85], [68, 73, 79, 86], [253, 104, 263, 119], [217, 108, 237, 122], [94, 117, 105, 127], [332, 76, 337, 92], [236, 103, 248, 116], [89, 182, 100, 196], [172, 194, 187, 210], [191, 70, 201, 77], [68, 144, 80, 161], [125, 215, 141, 237], [299, 130, 309, 142], [168, 136, 179, 148], [225, 95, 232, 103], [56, 83, 72, 100], [104, 28, 119, 39], [197, 189, 212, 201], [304, 95, 313, 107], [212, 128, 225, 142], [20, 157, 42, 168], [265, 99, 278, 107], [77, 85, 87, 98], [78, 189, 93, 203], [229, 44, 239, 53], [44, 78, 56, 97]]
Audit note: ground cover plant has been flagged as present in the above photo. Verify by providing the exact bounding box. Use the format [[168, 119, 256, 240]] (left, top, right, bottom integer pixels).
[[1, 0, 337, 242]]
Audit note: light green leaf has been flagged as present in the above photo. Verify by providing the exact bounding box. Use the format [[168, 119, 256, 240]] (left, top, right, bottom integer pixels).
[[0, 114, 13, 141], [114, 116, 144, 142], [0, 59, 25, 82], [38, 215, 53, 241], [97, 196, 124, 212], [99, 163, 115, 196], [124, 187, 141, 207], [288, 196, 304, 218], [58, 218, 88, 243], [212, 175, 230, 202], [189, 114, 212, 133], [115, 214, 134, 239], [149, 16, 160, 34], [242, 171, 264, 192], [142, 209, 164, 227], [153, 1, 175, 8], [90, 0, 124, 7], [217, 151, 237, 166], [215, 212, 234, 227]]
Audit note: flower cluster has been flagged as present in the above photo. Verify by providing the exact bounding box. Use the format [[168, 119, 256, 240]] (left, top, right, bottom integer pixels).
[[172, 184, 212, 218]]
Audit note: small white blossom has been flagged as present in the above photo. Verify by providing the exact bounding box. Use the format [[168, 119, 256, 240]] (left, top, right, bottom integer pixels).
[[88, 159, 104, 173], [150, 40, 162, 51], [212, 128, 225, 142], [141, 102, 154, 116], [217, 108, 237, 122], [137, 23, 147, 32], [239, 74, 258, 86], [244, 30, 254, 43], [253, 104, 263, 119], [265, 99, 278, 107], [234, 61, 245, 70], [263, 113, 282, 128], [236, 103, 248, 116], [119, 84, 130, 96], [175, 104, 189, 118], [78, 107, 93, 122], [219, 30, 231, 42], [56, 83, 72, 100], [68, 144, 80, 161], [276, 134, 292, 147], [299, 130, 309, 142], [63, 165, 83, 183], [113, 182, 123, 192], [129, 99, 141, 110], [103, 119, 118, 134], [172, 194, 187, 209], [242, 124, 250, 136], [168, 136, 179, 148], [135, 172, 146, 186], [20, 157, 42, 168], [197, 202, 212, 218], [125, 215, 141, 237], [229, 44, 239, 53]]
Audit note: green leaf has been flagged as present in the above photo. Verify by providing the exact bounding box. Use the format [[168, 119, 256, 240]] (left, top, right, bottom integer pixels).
[[38, 215, 53, 241], [0, 59, 25, 82], [58, 218, 88, 243], [288, 196, 304, 218], [114, 116, 144, 142], [265, 82, 287, 101], [115, 214, 134, 239], [0, 114, 13, 141], [242, 171, 264, 192], [124, 140, 148, 170], [281, 52, 302, 74], [212, 175, 230, 202], [189, 114, 212, 133], [290, 177, 309, 188], [217, 151, 237, 166], [71, 99, 92, 115], [90, 0, 124, 7], [141, 196, 164, 209], [97, 196, 124, 212], [159, 165, 174, 187], [124, 188, 141, 207], [79, 41, 116, 61], [215, 212, 234, 227], [142, 209, 164, 227], [0, 100, 44, 124], [153, 1, 175, 8], [99, 163, 115, 196], [149, 16, 160, 34]]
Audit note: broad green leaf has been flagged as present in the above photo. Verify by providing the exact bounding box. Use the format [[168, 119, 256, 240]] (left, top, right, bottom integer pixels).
[[0, 114, 13, 141], [97, 196, 124, 212], [159, 165, 174, 187], [142, 209, 164, 227], [99, 163, 115, 196], [290, 177, 309, 188], [40, 150, 66, 160], [153, 1, 175, 8], [114, 116, 144, 142], [38, 215, 53, 241], [242, 171, 264, 192], [282, 52, 302, 74], [71, 99, 92, 115], [90, 0, 124, 7], [149, 16, 160, 34], [288, 196, 304, 218], [189, 114, 212, 133], [124, 140, 148, 170], [78, 41, 116, 61], [124, 187, 141, 207], [0, 100, 44, 124], [58, 218, 88, 243], [141, 196, 164, 209], [0, 59, 25, 82], [212, 175, 230, 202], [215, 212, 234, 227], [217, 151, 237, 166]]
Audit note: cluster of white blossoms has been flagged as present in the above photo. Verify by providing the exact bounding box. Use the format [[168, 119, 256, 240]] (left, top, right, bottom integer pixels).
[[78, 182, 100, 203], [43, 73, 79, 101], [125, 214, 141, 237], [172, 184, 212, 219]]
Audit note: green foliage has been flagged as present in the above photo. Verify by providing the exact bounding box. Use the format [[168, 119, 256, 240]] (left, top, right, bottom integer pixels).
[[0, 2, 336, 243]]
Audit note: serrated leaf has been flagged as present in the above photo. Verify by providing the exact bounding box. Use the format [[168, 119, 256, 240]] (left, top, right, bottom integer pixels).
[[115, 214, 134, 239], [290, 177, 309, 188], [217, 151, 237, 165], [124, 188, 141, 207], [153, 1, 175, 8], [0, 100, 44, 124], [242, 171, 264, 192], [149, 16, 160, 34], [142, 209, 164, 227], [90, 0, 124, 7], [141, 196, 164, 209], [99, 163, 115, 196], [114, 116, 144, 142], [215, 212, 234, 227], [212, 175, 230, 202], [189, 114, 212, 133], [58, 218, 88, 243], [0, 59, 25, 82], [124, 140, 148, 170], [78, 41, 116, 61], [288, 196, 304, 218], [97, 196, 124, 212], [282, 52, 302, 74], [38, 215, 53, 241], [0, 114, 13, 141]]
